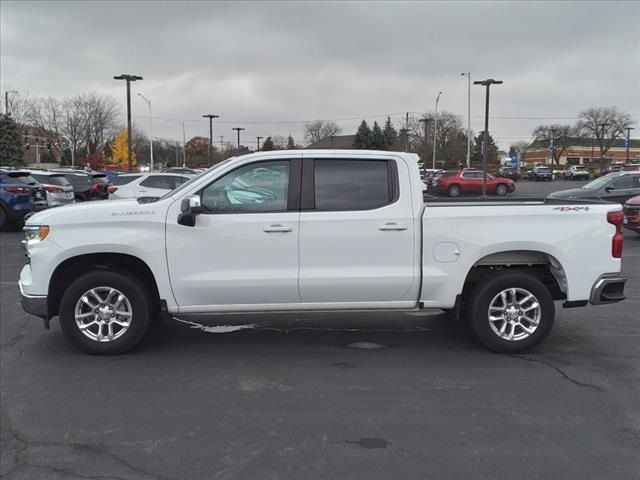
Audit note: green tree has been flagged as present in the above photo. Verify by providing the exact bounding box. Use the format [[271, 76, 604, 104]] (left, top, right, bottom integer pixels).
[[286, 134, 295, 149], [262, 136, 274, 151], [0, 114, 24, 166], [471, 131, 498, 167], [353, 120, 372, 149], [383, 116, 398, 150], [371, 121, 385, 149]]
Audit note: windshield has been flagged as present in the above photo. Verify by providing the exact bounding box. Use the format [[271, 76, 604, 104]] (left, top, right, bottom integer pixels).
[[157, 158, 235, 200], [582, 175, 613, 190]]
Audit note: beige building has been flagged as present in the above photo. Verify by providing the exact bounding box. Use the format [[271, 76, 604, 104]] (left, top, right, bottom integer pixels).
[[524, 137, 640, 166]]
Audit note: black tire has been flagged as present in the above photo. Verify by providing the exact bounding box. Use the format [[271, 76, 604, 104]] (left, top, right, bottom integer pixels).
[[466, 271, 555, 353], [59, 270, 153, 355], [0, 207, 8, 231], [448, 185, 461, 197], [74, 195, 85, 202], [495, 184, 508, 196]]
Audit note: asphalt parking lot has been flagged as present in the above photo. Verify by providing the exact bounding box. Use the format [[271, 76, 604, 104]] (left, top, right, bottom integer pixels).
[[1, 181, 639, 480]]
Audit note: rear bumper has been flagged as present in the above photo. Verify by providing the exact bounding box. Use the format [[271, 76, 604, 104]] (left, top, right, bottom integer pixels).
[[19, 281, 49, 319], [589, 274, 627, 305]]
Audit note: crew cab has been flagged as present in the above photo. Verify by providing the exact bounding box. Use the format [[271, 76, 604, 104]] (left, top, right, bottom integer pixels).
[[19, 150, 626, 355], [437, 170, 516, 197]]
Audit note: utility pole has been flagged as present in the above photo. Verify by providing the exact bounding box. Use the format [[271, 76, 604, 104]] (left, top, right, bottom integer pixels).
[[461, 73, 471, 168], [202, 114, 219, 166], [138, 93, 154, 171], [113, 74, 143, 171], [256, 136, 263, 151], [432, 91, 442, 169], [549, 128, 558, 165], [4, 90, 18, 116], [474, 79, 503, 198], [625, 127, 635, 163], [219, 136, 224, 153], [418, 117, 432, 178], [232, 127, 245, 150], [597, 122, 610, 173], [405, 112, 410, 152]]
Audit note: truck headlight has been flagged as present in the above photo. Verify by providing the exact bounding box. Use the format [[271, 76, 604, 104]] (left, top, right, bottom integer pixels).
[[23, 226, 50, 256], [24, 225, 50, 242]]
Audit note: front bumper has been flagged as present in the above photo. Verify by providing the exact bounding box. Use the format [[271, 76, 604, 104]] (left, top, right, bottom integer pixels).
[[590, 274, 627, 305], [19, 281, 49, 319]]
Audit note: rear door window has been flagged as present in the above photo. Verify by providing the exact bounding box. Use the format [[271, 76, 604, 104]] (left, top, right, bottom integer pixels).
[[313, 159, 394, 211]]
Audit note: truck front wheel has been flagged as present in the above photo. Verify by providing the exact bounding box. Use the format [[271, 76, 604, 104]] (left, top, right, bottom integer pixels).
[[467, 271, 555, 353], [59, 270, 153, 355]]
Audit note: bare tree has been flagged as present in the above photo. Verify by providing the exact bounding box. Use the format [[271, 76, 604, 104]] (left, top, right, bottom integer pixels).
[[576, 107, 635, 172], [408, 111, 467, 168], [303, 120, 342, 144], [532, 124, 578, 165]]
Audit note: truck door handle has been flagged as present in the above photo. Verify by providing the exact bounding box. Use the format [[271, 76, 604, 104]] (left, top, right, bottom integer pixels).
[[378, 223, 408, 231], [263, 224, 293, 233]]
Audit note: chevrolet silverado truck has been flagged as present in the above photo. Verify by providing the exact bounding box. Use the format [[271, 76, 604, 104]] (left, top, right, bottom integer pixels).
[[19, 150, 627, 355]]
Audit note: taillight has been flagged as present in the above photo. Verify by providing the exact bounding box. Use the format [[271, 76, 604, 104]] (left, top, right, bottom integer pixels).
[[108, 186, 117, 194], [91, 183, 103, 191], [45, 186, 63, 193], [3, 186, 30, 195], [607, 210, 624, 258]]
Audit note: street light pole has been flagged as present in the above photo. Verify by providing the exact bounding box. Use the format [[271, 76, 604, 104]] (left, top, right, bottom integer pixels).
[[474, 79, 503, 198], [202, 114, 219, 166], [4, 90, 18, 115], [256, 136, 263, 151], [625, 127, 635, 163], [461, 73, 471, 168], [113, 74, 143, 171], [232, 127, 245, 150], [137, 93, 154, 171], [432, 91, 442, 170]]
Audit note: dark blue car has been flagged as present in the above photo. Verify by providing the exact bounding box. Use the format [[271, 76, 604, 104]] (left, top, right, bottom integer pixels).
[[0, 170, 48, 230]]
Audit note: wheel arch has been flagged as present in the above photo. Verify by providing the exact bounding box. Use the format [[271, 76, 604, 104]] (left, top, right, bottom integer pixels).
[[48, 253, 161, 318], [462, 250, 567, 301]]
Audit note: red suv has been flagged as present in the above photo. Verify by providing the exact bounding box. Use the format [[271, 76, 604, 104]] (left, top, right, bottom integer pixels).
[[437, 170, 516, 197]]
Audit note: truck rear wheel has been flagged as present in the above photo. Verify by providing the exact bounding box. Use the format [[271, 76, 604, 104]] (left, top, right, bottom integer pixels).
[[59, 270, 152, 355], [448, 185, 461, 197], [467, 271, 555, 353]]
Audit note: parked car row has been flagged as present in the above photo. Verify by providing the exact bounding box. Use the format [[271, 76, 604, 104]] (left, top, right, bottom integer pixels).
[[0, 166, 199, 230]]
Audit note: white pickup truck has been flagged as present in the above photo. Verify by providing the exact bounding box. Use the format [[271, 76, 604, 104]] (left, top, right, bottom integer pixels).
[[19, 150, 627, 355]]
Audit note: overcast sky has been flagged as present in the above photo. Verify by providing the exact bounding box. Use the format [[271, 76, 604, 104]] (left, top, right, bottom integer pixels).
[[1, 0, 639, 150]]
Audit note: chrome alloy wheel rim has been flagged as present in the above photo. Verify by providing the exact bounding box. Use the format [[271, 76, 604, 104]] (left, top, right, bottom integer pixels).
[[488, 288, 541, 341], [74, 287, 133, 342]]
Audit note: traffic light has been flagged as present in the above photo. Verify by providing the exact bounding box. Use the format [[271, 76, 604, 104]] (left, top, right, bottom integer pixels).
[[47, 142, 52, 151]]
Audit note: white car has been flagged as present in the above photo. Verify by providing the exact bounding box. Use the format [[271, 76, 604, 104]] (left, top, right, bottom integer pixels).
[[109, 173, 193, 200], [564, 165, 591, 180], [27, 171, 75, 207], [20, 150, 627, 355]]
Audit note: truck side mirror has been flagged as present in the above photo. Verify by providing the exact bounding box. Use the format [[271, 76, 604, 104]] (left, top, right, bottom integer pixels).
[[178, 195, 202, 227]]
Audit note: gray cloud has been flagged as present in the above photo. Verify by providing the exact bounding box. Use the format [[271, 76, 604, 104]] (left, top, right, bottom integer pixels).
[[1, 0, 638, 149]]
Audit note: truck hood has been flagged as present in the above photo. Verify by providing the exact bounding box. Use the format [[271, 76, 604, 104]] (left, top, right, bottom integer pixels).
[[25, 198, 164, 226]]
